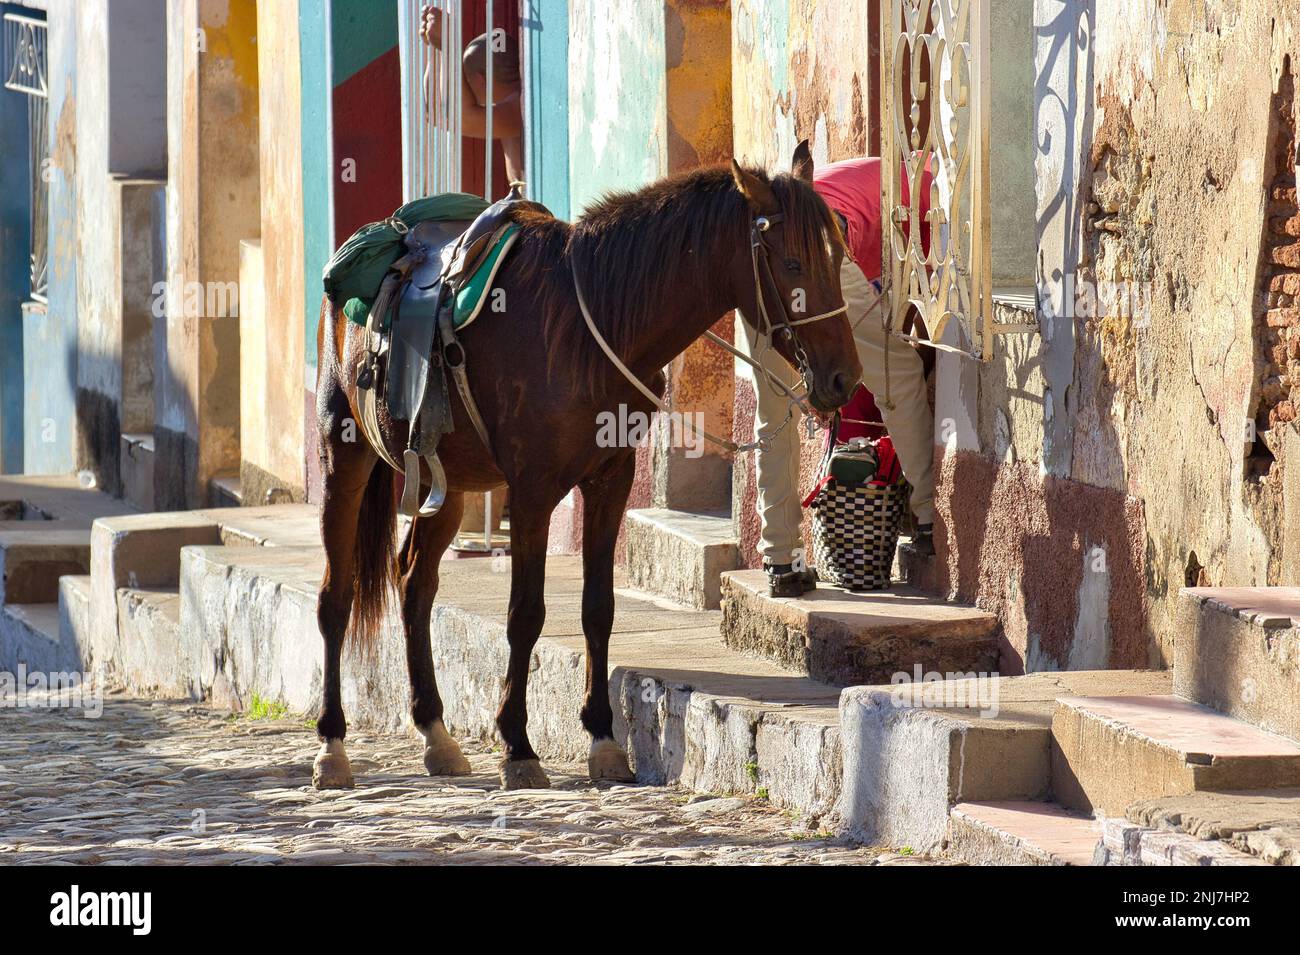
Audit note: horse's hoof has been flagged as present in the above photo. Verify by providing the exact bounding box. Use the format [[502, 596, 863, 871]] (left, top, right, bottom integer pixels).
[[499, 758, 551, 790], [588, 738, 636, 783], [312, 739, 355, 789], [420, 720, 473, 776]]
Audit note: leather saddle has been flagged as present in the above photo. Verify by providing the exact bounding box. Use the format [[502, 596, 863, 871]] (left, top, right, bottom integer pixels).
[[362, 185, 546, 517]]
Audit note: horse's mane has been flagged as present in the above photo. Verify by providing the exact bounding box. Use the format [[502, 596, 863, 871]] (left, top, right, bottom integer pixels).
[[506, 164, 842, 399]]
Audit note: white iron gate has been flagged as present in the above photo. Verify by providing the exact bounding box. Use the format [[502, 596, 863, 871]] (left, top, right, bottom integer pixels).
[[400, 0, 498, 203], [880, 0, 998, 360], [4, 11, 49, 302]]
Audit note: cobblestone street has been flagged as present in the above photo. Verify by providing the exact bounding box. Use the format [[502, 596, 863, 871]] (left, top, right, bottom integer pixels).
[[0, 690, 934, 866]]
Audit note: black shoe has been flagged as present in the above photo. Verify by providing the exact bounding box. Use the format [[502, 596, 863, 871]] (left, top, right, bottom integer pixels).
[[765, 562, 818, 598], [911, 523, 935, 558]]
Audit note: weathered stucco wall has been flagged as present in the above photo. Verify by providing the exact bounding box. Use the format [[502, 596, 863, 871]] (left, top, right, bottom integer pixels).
[[549, 0, 735, 554], [240, 0, 307, 505], [729, 0, 879, 567], [27, 2, 78, 475], [160, 0, 259, 508], [935, 0, 1300, 671], [567, 0, 668, 214]]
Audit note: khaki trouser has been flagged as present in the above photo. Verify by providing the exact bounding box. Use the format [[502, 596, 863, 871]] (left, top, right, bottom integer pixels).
[[739, 257, 934, 564]]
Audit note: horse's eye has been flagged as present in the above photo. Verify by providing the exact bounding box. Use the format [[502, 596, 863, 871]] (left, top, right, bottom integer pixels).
[[784, 258, 802, 273]]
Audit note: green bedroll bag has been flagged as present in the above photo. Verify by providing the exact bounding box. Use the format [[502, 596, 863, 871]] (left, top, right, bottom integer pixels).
[[321, 192, 491, 306]]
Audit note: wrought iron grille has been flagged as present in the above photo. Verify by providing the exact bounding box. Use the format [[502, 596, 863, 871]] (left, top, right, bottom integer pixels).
[[4, 12, 49, 302], [880, 0, 991, 360]]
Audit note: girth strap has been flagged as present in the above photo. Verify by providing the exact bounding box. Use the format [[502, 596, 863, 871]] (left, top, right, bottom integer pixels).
[[438, 306, 494, 454]]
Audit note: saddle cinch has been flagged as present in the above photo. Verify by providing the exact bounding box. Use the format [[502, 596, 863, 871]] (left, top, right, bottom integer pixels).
[[354, 184, 548, 517]]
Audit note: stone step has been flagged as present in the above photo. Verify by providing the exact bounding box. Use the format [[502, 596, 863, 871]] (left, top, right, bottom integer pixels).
[[1117, 788, 1300, 866], [624, 508, 738, 610], [0, 602, 76, 673], [839, 669, 1171, 852], [0, 530, 93, 604], [894, 540, 941, 594], [1095, 815, 1271, 866], [1176, 586, 1300, 741], [948, 800, 1100, 866], [720, 569, 999, 686], [1051, 695, 1300, 816], [0, 474, 137, 524]]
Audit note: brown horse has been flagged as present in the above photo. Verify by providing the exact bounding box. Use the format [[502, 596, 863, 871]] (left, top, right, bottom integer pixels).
[[311, 143, 862, 790]]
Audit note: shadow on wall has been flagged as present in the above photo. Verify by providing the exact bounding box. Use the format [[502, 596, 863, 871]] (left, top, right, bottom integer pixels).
[[929, 0, 1155, 673], [1033, 0, 1096, 476]]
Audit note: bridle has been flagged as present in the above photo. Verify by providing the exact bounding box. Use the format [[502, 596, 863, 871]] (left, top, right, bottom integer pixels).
[[737, 210, 848, 390], [572, 205, 848, 454]]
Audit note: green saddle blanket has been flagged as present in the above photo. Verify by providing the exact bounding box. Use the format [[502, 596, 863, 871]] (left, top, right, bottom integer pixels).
[[339, 221, 520, 332], [325, 192, 489, 305]]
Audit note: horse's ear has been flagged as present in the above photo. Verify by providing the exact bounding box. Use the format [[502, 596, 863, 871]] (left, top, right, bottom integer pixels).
[[730, 159, 778, 213], [792, 139, 814, 182]]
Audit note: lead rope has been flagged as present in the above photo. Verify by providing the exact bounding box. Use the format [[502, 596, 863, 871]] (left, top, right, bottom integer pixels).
[[570, 257, 843, 454]]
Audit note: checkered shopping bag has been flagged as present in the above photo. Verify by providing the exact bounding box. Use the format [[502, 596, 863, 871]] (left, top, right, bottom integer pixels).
[[803, 413, 908, 591]]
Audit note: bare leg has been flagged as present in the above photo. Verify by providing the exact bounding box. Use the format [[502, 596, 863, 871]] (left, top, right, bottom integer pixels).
[[579, 456, 637, 782], [399, 491, 473, 776]]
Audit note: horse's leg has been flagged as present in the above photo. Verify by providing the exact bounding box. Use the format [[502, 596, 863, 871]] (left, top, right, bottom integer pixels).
[[399, 490, 473, 776], [312, 433, 379, 790], [579, 455, 637, 782], [496, 497, 555, 789]]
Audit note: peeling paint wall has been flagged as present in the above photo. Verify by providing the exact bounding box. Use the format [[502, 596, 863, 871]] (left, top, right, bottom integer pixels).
[[567, 0, 668, 214], [160, 0, 259, 508], [26, 3, 79, 475], [934, 0, 1300, 670], [241, 0, 307, 505], [0, 3, 32, 471], [729, 0, 879, 567]]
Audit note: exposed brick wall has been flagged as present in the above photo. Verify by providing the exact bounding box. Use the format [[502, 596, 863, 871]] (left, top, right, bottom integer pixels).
[[1254, 60, 1300, 477]]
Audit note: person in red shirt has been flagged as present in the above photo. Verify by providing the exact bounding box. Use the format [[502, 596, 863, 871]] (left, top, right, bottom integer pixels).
[[739, 155, 936, 597]]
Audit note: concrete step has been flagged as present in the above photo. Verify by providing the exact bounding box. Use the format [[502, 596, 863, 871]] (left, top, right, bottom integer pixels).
[[0, 475, 138, 606], [86, 504, 320, 688], [58, 575, 92, 671], [624, 508, 738, 610], [0, 602, 76, 672], [114, 588, 184, 696], [173, 543, 845, 825], [0, 529, 93, 604], [0, 474, 137, 524], [948, 800, 1100, 865], [1051, 695, 1300, 816], [719, 569, 999, 686], [838, 669, 1171, 852], [1176, 586, 1300, 742], [119, 433, 155, 512]]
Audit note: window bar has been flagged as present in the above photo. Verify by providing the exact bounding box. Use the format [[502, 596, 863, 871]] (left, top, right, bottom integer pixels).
[[452, 0, 462, 192], [484, 0, 493, 201]]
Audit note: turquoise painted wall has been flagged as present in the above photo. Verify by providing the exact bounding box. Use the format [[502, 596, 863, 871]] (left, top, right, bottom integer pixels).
[[300, 0, 331, 378], [522, 0, 570, 220], [0, 3, 30, 471], [26, 5, 77, 474], [566, 0, 668, 214]]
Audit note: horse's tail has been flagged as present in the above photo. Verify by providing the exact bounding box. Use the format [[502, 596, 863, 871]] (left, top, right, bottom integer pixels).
[[349, 461, 399, 656]]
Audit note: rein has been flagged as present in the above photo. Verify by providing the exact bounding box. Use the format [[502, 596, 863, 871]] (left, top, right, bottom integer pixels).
[[571, 209, 847, 455]]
